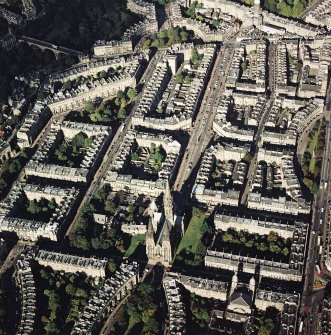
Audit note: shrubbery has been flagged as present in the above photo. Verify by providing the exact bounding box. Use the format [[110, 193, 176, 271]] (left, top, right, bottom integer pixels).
[[142, 27, 192, 49], [218, 228, 291, 258]]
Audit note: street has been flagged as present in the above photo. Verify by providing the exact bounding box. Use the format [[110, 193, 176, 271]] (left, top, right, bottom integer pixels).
[[301, 78, 331, 334]]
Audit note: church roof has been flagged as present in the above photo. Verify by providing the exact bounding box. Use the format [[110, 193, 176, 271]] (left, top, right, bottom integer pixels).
[[155, 218, 171, 246], [149, 199, 158, 211], [228, 286, 253, 310], [229, 293, 251, 309]]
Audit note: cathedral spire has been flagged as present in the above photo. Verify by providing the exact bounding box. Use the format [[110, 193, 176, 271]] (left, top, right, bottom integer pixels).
[[146, 216, 155, 239], [162, 219, 171, 241], [163, 179, 173, 227]]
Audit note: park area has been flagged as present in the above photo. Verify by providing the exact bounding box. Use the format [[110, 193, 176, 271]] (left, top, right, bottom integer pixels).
[[301, 119, 326, 193], [174, 208, 213, 267], [124, 234, 146, 258]]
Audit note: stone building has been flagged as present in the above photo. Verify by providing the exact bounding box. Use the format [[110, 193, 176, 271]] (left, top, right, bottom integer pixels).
[[167, 270, 300, 334], [71, 261, 139, 335], [35, 250, 107, 278], [93, 40, 133, 57], [146, 181, 174, 265], [15, 257, 36, 335]]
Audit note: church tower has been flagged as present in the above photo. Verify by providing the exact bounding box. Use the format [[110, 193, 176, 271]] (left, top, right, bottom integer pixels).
[[229, 271, 238, 297], [253, 0, 260, 9], [161, 220, 172, 263], [146, 218, 155, 260], [249, 276, 256, 293], [145, 181, 174, 265], [164, 179, 174, 228]]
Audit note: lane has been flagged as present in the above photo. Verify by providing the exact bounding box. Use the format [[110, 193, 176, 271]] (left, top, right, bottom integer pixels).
[[298, 0, 321, 19], [241, 97, 274, 205]]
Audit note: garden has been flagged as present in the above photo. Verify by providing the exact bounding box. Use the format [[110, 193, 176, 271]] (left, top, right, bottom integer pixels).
[[214, 228, 291, 262]]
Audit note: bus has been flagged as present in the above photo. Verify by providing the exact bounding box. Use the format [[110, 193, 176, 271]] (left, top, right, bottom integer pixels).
[[316, 264, 321, 274], [298, 321, 303, 334]]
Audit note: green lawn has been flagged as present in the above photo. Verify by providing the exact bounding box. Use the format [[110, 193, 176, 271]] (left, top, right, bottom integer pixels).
[[309, 156, 316, 173], [307, 121, 322, 155], [306, 121, 322, 173], [124, 315, 141, 335], [124, 234, 145, 258], [175, 209, 206, 256]]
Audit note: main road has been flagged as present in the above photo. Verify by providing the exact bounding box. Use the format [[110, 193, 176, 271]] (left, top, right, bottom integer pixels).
[[173, 43, 236, 199], [301, 79, 331, 334]]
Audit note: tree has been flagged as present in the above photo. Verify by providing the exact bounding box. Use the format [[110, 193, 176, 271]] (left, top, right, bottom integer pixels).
[[191, 49, 203, 65], [131, 152, 139, 161], [186, 1, 200, 18], [81, 203, 95, 214], [180, 30, 188, 41], [48, 198, 57, 210], [127, 87, 137, 101], [117, 90, 126, 100], [143, 317, 159, 334], [75, 288, 87, 298], [98, 70, 107, 79], [126, 213, 134, 222], [282, 247, 289, 256], [90, 112, 102, 122], [27, 200, 41, 214], [107, 260, 117, 273], [40, 269, 49, 280], [137, 283, 153, 297], [104, 200, 117, 214], [245, 240, 254, 248], [143, 39, 151, 49], [44, 320, 57, 333], [269, 243, 281, 254], [223, 231, 234, 243], [175, 73, 183, 84], [276, 2, 292, 17], [63, 81, 72, 91], [120, 97, 127, 108], [117, 107, 126, 120], [72, 132, 88, 150], [151, 39, 160, 48], [0, 178, 7, 194], [183, 75, 192, 84], [48, 291, 60, 312], [65, 283, 76, 296], [258, 326, 271, 335], [292, 0, 305, 16], [85, 101, 95, 114], [267, 231, 279, 243], [8, 160, 21, 174], [95, 187, 107, 202], [91, 238, 103, 249], [70, 234, 90, 250], [150, 143, 156, 153]]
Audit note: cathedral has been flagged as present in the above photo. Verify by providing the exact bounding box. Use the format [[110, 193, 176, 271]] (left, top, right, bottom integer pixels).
[[145, 181, 174, 265]]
